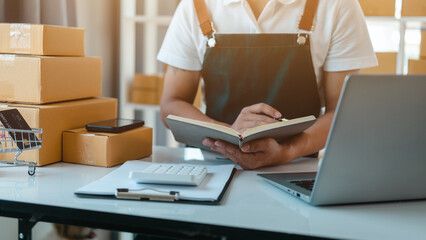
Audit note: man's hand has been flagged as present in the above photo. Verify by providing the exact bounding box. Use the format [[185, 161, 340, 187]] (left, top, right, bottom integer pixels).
[[202, 137, 293, 170], [231, 103, 282, 133]]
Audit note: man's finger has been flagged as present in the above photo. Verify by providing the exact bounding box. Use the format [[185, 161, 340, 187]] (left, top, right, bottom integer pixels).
[[248, 103, 282, 118], [202, 137, 215, 148], [210, 140, 248, 166], [235, 115, 278, 132], [241, 138, 274, 153]]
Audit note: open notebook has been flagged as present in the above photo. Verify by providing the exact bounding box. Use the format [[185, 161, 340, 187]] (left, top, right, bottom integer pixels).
[[75, 161, 236, 204]]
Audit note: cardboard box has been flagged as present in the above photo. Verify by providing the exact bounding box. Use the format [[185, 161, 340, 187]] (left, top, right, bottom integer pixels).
[[0, 23, 85, 56], [408, 59, 426, 73], [63, 127, 152, 167], [0, 55, 102, 104], [401, 0, 426, 16], [358, 0, 395, 16], [421, 31, 426, 59], [131, 89, 158, 105], [131, 74, 202, 107], [131, 74, 164, 105], [133, 74, 162, 89], [360, 52, 397, 74], [0, 97, 117, 166]]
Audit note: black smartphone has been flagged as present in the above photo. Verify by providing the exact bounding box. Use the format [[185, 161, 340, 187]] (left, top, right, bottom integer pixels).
[[86, 118, 145, 133]]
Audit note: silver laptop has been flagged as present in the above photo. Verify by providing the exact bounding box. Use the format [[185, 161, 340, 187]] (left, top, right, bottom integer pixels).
[[258, 74, 426, 205]]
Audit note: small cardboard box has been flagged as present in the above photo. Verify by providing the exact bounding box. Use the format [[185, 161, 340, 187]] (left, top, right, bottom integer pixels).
[[401, 0, 426, 16], [131, 89, 158, 105], [360, 52, 397, 74], [0, 23, 85, 56], [0, 55, 102, 104], [408, 59, 426, 74], [0, 97, 117, 166], [358, 0, 395, 16], [130, 74, 203, 108], [131, 74, 164, 105], [63, 127, 152, 167], [420, 31, 426, 59]]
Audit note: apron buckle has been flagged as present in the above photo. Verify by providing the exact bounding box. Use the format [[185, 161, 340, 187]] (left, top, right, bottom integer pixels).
[[207, 23, 217, 48], [208, 37, 216, 48], [297, 33, 308, 45]]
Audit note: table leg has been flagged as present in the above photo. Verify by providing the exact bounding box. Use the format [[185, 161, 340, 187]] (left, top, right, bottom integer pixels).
[[18, 215, 40, 240]]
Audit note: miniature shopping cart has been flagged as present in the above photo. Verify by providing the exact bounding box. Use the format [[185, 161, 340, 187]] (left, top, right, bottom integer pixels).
[[0, 125, 42, 175]]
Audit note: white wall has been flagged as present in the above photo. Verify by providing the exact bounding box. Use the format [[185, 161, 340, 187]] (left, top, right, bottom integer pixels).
[[76, 0, 120, 98], [0, 217, 17, 240]]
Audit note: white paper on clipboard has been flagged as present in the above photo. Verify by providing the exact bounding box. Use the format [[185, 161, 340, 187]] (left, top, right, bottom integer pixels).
[[75, 160, 235, 202]]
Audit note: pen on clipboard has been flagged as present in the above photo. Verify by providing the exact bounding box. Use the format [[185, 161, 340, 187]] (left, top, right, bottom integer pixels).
[[115, 188, 180, 202]]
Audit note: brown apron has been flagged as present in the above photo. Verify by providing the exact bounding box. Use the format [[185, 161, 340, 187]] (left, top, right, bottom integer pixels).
[[194, 0, 321, 125]]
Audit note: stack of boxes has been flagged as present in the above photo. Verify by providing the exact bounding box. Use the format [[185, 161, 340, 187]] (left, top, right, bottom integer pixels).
[[357, 0, 397, 74], [357, 0, 426, 16], [402, 0, 426, 74], [357, 0, 395, 16], [401, 0, 426, 16], [357, 1, 426, 74], [0, 23, 152, 167], [361, 52, 398, 74], [131, 74, 164, 105], [408, 31, 426, 74]]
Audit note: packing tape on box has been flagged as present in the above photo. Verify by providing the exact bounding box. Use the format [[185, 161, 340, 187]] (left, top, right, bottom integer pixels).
[[0, 54, 16, 67], [82, 141, 94, 165], [0, 54, 15, 61], [10, 24, 31, 51], [0, 55, 16, 100]]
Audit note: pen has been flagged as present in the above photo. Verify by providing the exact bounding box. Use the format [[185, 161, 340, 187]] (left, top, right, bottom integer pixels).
[[258, 113, 288, 122], [115, 188, 180, 202], [272, 117, 288, 122]]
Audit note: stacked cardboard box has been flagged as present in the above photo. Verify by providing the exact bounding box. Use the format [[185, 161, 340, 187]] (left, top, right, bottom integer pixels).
[[408, 59, 426, 73], [131, 74, 164, 105], [401, 0, 426, 16], [0, 24, 85, 56], [358, 0, 395, 16], [0, 98, 117, 166], [360, 52, 397, 74], [0, 23, 120, 166], [421, 31, 426, 59], [0, 23, 101, 104], [63, 127, 152, 167], [131, 73, 203, 108], [407, 31, 426, 74]]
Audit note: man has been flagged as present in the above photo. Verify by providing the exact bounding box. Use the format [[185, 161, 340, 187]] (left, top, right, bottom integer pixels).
[[158, 0, 377, 169]]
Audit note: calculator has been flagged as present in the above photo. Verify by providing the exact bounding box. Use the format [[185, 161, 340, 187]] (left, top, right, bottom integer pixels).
[[129, 163, 208, 186]]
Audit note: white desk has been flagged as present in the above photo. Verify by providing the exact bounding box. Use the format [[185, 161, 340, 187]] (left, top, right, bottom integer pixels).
[[0, 146, 425, 240]]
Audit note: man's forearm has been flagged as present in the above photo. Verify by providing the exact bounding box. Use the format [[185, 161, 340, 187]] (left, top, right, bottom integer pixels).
[[160, 99, 230, 128], [285, 70, 359, 160], [285, 111, 334, 160]]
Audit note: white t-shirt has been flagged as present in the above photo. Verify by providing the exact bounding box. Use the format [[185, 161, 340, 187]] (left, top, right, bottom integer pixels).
[[157, 0, 378, 104]]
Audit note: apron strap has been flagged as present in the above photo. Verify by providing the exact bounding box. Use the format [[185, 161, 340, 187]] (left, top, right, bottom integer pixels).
[[194, 0, 319, 35], [298, 0, 320, 32], [193, 0, 213, 36]]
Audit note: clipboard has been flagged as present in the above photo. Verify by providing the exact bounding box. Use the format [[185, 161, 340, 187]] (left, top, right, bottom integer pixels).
[[111, 168, 236, 204], [75, 161, 236, 205]]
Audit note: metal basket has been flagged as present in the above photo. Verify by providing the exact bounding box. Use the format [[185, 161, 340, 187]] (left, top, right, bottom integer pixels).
[[0, 125, 43, 175]]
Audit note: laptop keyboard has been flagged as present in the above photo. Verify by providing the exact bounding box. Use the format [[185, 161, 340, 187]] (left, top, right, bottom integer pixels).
[[290, 180, 315, 191]]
